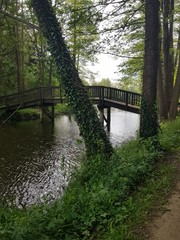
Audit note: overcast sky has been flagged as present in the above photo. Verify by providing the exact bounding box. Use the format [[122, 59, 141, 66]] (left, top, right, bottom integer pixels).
[[89, 53, 121, 82]]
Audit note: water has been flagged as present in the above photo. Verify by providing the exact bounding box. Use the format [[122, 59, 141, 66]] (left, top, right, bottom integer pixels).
[[0, 109, 139, 207]]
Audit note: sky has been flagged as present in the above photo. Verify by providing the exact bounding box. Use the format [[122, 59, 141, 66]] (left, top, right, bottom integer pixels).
[[89, 53, 121, 82]]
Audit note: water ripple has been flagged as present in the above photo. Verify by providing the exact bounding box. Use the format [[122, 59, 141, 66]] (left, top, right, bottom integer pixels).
[[0, 110, 139, 207]]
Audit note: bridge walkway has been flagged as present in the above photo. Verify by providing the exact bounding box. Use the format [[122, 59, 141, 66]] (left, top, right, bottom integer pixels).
[[0, 86, 141, 126]]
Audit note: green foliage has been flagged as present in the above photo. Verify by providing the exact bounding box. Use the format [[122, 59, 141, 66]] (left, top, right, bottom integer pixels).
[[55, 103, 72, 115], [117, 29, 144, 93], [159, 117, 180, 151], [31, 0, 113, 157], [0, 108, 40, 122], [97, 78, 112, 87], [53, 0, 100, 79]]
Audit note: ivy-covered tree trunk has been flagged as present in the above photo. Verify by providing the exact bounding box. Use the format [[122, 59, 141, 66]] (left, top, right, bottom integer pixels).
[[140, 0, 160, 138], [31, 0, 113, 157]]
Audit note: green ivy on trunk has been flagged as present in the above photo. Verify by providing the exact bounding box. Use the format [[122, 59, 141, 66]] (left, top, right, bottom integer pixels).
[[31, 0, 113, 157]]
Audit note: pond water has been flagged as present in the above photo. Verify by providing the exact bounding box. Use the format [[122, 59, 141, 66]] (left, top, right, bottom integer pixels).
[[0, 109, 139, 207]]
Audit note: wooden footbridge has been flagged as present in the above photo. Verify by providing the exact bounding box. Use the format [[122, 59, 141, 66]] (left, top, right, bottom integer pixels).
[[0, 86, 141, 128]]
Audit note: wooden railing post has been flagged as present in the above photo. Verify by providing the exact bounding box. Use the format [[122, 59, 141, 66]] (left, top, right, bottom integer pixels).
[[126, 92, 128, 110], [101, 86, 104, 106], [60, 85, 62, 103]]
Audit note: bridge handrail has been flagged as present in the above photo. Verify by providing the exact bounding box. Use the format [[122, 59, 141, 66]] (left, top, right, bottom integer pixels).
[[0, 86, 61, 108], [86, 85, 141, 107], [0, 85, 141, 109]]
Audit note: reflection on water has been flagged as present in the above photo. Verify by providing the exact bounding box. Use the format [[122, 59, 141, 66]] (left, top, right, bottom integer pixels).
[[0, 109, 139, 207], [108, 109, 139, 146]]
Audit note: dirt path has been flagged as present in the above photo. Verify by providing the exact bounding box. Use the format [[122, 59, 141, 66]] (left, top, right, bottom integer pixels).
[[148, 157, 180, 240]]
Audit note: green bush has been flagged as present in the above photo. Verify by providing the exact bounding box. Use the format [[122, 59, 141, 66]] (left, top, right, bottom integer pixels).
[[55, 103, 72, 115], [0, 108, 40, 122], [159, 117, 180, 151]]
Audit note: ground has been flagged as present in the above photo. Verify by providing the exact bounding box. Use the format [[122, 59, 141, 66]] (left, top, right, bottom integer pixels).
[[147, 153, 180, 240]]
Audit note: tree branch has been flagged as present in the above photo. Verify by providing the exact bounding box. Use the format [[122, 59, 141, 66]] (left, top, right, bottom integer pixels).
[[0, 9, 39, 30]]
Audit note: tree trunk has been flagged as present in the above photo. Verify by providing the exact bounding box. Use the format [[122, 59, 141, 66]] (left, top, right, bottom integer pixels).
[[157, 57, 168, 120], [14, 25, 24, 93], [140, 0, 160, 138], [48, 58, 53, 86], [31, 0, 113, 157], [33, 29, 45, 87], [162, 0, 174, 116], [169, 53, 180, 120], [14, 0, 24, 93], [157, 31, 168, 120]]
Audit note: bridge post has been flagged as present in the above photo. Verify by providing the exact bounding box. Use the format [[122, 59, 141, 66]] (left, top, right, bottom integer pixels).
[[51, 104, 55, 122], [107, 107, 111, 131], [59, 85, 63, 103], [125, 92, 129, 110], [98, 105, 111, 131], [40, 106, 45, 123], [99, 106, 104, 125], [40, 105, 55, 123]]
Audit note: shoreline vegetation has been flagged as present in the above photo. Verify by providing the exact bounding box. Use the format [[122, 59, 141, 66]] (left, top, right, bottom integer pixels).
[[0, 103, 72, 123], [0, 118, 179, 239]]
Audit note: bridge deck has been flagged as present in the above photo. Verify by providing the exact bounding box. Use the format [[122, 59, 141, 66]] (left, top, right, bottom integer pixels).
[[0, 86, 141, 114]]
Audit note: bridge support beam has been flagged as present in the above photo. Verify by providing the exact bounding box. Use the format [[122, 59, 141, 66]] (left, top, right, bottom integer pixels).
[[40, 106, 45, 123], [99, 107, 104, 125], [107, 107, 111, 132], [98, 105, 111, 132], [40, 104, 55, 123]]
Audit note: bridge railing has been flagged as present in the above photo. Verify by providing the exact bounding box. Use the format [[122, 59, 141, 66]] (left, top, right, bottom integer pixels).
[[0, 86, 61, 109], [86, 86, 141, 107], [0, 85, 141, 110], [0, 88, 41, 108]]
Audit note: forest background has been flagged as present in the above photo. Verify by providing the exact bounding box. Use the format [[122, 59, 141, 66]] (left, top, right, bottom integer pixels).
[[0, 0, 179, 121]]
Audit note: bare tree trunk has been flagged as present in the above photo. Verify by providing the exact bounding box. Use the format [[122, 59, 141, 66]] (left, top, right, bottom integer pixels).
[[157, 57, 168, 120], [14, 24, 24, 93], [140, 0, 160, 138], [14, 0, 24, 93], [169, 50, 180, 120], [48, 58, 53, 86], [31, 0, 113, 157], [157, 30, 168, 120], [33, 30, 45, 86], [162, 0, 174, 116]]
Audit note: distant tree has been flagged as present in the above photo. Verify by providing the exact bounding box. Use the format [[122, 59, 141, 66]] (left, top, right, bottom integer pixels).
[[98, 78, 111, 87], [169, 27, 180, 120], [54, 0, 99, 78], [96, 0, 179, 120], [158, 0, 180, 120], [31, 0, 113, 157], [140, 0, 160, 138]]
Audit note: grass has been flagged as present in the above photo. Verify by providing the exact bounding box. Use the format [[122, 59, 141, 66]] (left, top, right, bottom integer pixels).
[[0, 103, 71, 123], [100, 153, 179, 240], [0, 108, 40, 122], [0, 118, 179, 239], [54, 103, 72, 115]]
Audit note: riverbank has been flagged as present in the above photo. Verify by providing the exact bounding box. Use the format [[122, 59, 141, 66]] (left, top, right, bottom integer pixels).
[[0, 118, 179, 239], [0, 103, 71, 123], [0, 108, 40, 122]]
